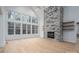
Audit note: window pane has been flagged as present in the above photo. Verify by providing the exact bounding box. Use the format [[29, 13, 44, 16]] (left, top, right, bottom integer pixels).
[[32, 25, 35, 34], [32, 17, 38, 24], [32, 25, 38, 34], [22, 24, 26, 34], [8, 11, 11, 19], [26, 16, 29, 23], [22, 15, 25, 21], [32, 17, 35, 23], [15, 23, 21, 34], [8, 22, 14, 28], [8, 10, 15, 19], [8, 22, 14, 35], [27, 24, 31, 34], [29, 16, 31, 23], [8, 29, 14, 34], [36, 26, 38, 34], [15, 13, 21, 21]]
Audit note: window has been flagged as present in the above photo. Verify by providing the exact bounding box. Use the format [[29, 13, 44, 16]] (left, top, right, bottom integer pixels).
[[26, 16, 29, 23], [32, 17, 38, 24], [8, 10, 21, 21], [29, 16, 31, 23], [22, 15, 25, 21], [32, 25, 38, 34], [22, 24, 26, 34], [26, 16, 32, 23], [36, 25, 38, 34], [15, 13, 21, 21], [32, 25, 35, 34], [8, 22, 14, 35], [32, 17, 35, 23], [27, 24, 31, 34], [16, 16, 20, 21], [8, 10, 15, 19], [8, 11, 11, 19], [15, 23, 21, 34]]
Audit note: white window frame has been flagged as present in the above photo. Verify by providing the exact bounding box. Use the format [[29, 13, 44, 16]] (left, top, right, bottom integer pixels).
[[8, 10, 39, 36]]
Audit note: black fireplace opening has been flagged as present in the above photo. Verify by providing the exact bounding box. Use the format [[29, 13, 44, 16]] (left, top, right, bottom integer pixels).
[[47, 32, 54, 39]]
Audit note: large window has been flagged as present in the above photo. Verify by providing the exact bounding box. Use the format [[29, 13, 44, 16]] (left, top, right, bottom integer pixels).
[[15, 23, 21, 34], [8, 10, 39, 35], [22, 24, 26, 34], [8, 22, 14, 35], [27, 24, 31, 34], [32, 25, 38, 34]]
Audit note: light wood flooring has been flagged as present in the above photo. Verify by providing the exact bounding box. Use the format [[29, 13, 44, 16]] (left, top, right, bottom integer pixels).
[[0, 38, 79, 53]]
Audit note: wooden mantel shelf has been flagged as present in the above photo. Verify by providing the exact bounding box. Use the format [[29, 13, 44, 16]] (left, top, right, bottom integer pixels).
[[63, 21, 75, 30]]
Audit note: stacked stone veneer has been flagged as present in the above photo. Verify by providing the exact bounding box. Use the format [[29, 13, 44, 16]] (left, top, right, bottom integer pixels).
[[44, 6, 63, 41]]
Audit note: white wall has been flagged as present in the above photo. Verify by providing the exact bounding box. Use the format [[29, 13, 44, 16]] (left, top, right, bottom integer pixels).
[[64, 6, 79, 22], [63, 6, 79, 43], [63, 30, 76, 43], [0, 7, 6, 47], [0, 16, 5, 47]]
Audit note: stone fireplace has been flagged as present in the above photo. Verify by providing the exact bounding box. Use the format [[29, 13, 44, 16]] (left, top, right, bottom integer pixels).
[[44, 6, 63, 41]]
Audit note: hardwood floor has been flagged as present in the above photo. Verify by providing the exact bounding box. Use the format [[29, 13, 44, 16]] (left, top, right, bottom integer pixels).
[[0, 38, 79, 53]]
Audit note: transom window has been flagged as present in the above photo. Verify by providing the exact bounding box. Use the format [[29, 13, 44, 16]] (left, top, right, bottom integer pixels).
[[22, 15, 26, 21], [8, 10, 21, 21], [8, 10, 15, 19], [15, 13, 21, 21], [32, 17, 38, 24]]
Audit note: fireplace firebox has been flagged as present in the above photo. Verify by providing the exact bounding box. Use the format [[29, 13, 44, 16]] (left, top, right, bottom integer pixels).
[[47, 32, 54, 39]]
